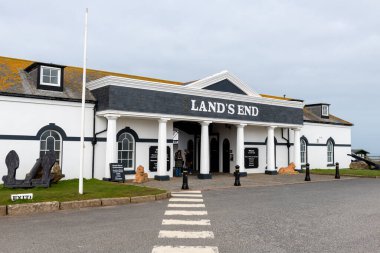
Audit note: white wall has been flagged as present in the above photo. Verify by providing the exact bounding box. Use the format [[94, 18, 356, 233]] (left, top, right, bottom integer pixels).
[[0, 96, 94, 180], [297, 123, 352, 169]]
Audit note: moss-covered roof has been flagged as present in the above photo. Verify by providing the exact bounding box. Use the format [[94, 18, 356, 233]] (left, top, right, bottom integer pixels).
[[303, 108, 353, 126], [0, 56, 182, 102]]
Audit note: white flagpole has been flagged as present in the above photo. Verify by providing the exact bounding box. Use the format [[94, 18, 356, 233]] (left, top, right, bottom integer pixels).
[[79, 8, 88, 194]]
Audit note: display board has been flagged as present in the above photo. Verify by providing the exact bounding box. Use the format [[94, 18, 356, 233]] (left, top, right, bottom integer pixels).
[[244, 148, 259, 169], [149, 146, 170, 172], [109, 163, 125, 182]]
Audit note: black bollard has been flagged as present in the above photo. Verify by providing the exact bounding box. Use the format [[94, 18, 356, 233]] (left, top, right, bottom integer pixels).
[[335, 162, 340, 179], [234, 165, 241, 186], [305, 163, 311, 181], [182, 168, 189, 190]]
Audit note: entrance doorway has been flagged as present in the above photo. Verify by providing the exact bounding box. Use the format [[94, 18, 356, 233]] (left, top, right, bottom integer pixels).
[[223, 139, 230, 173], [210, 136, 219, 172]]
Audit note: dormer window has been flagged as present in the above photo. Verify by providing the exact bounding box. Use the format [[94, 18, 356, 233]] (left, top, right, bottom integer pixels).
[[24, 62, 65, 92], [321, 105, 329, 117], [40, 66, 61, 87]]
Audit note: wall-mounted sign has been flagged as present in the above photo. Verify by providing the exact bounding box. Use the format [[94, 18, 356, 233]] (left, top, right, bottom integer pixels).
[[244, 148, 259, 169], [93, 86, 303, 125], [149, 146, 170, 172], [109, 163, 125, 182], [191, 99, 259, 117]]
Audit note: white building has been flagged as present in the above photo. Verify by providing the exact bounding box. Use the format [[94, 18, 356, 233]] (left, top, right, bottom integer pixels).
[[0, 56, 352, 181]]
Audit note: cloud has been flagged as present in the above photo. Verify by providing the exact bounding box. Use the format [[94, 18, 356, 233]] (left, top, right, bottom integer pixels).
[[1, 0, 379, 153]]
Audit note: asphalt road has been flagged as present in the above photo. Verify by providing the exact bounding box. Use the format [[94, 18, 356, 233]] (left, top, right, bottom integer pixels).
[[1, 178, 379, 253]]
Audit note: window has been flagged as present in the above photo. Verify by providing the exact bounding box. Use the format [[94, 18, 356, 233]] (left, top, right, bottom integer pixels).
[[322, 105, 329, 117], [327, 140, 334, 164], [118, 133, 135, 169], [40, 130, 62, 164], [40, 66, 61, 86], [300, 139, 307, 164]]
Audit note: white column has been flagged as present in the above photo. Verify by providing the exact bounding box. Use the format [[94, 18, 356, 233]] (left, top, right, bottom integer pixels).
[[155, 118, 170, 181], [104, 114, 119, 179], [199, 121, 212, 179], [293, 128, 301, 171], [266, 126, 277, 174], [236, 124, 247, 176]]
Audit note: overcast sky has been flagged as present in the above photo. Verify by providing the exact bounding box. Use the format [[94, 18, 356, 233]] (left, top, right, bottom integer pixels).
[[1, 1, 379, 155]]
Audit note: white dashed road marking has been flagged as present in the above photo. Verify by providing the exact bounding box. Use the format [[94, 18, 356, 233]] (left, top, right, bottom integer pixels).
[[162, 219, 211, 226], [169, 198, 203, 202], [158, 230, 215, 239], [164, 210, 208, 216], [152, 245, 219, 253], [168, 203, 206, 208], [171, 194, 203, 197], [152, 191, 218, 252]]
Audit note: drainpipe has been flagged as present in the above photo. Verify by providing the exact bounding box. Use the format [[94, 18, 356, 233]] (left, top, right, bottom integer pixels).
[[281, 128, 291, 164], [91, 102, 108, 179], [91, 103, 97, 179]]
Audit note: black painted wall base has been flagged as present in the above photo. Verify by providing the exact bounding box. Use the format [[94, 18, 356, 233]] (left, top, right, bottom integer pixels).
[[240, 172, 248, 177], [265, 170, 278, 175], [154, 175, 170, 181], [198, 174, 212, 179]]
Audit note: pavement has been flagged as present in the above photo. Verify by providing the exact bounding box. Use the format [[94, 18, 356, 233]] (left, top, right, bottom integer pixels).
[[1, 177, 379, 253], [132, 172, 355, 191]]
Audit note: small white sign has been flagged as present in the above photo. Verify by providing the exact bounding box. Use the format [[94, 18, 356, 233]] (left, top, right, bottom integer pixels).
[[11, 193, 33, 201]]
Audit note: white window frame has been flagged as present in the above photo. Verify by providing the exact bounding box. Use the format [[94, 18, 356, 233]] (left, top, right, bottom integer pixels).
[[118, 133, 135, 170], [300, 139, 307, 165], [40, 130, 62, 165], [327, 140, 334, 164], [322, 105, 329, 116], [40, 66, 61, 87]]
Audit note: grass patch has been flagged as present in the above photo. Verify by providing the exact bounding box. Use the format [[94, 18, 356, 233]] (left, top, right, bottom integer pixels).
[[0, 179, 165, 205], [310, 169, 380, 177]]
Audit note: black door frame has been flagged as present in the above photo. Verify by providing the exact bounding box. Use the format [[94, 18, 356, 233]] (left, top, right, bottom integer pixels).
[[209, 134, 219, 173], [222, 138, 230, 173]]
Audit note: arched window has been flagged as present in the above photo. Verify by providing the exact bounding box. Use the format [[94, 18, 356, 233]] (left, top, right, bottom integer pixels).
[[300, 139, 307, 165], [327, 140, 334, 164], [40, 130, 62, 164], [118, 133, 135, 169]]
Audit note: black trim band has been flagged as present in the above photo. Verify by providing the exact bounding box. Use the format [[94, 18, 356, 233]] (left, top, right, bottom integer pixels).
[[0, 92, 96, 104], [304, 120, 352, 126], [0, 134, 95, 142]]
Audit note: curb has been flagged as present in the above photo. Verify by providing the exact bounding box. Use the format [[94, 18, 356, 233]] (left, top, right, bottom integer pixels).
[[0, 192, 170, 217], [310, 173, 380, 178], [131, 195, 155, 203], [101, 197, 130, 206], [7, 201, 59, 216], [0, 205, 7, 216], [60, 199, 102, 210]]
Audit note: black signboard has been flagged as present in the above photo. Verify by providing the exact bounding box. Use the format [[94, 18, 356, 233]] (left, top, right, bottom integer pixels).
[[149, 146, 170, 172], [92, 86, 304, 125], [244, 148, 259, 169], [109, 163, 125, 182]]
